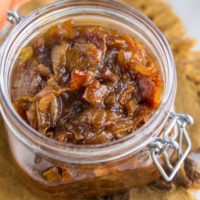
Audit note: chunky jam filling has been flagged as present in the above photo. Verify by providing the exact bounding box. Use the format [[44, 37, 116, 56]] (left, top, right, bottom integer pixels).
[[12, 20, 163, 144]]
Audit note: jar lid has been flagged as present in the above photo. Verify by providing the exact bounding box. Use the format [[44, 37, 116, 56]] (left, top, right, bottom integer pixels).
[[0, 0, 29, 29]]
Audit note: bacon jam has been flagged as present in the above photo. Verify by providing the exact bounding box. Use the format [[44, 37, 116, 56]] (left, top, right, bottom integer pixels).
[[11, 20, 163, 145]]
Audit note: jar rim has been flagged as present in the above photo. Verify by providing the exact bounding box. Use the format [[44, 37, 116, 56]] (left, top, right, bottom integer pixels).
[[0, 0, 177, 163]]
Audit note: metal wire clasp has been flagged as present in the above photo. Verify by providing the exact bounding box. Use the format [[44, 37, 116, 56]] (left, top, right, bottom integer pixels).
[[7, 10, 24, 25], [149, 112, 193, 182]]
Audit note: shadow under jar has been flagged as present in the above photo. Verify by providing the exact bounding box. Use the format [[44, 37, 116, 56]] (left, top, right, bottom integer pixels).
[[0, 0, 194, 199]]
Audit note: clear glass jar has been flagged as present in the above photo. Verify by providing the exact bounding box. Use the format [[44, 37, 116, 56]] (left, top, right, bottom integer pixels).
[[0, 0, 193, 199]]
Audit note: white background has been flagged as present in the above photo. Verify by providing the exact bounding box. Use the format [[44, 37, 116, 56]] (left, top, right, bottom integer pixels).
[[166, 0, 200, 199], [166, 0, 200, 50]]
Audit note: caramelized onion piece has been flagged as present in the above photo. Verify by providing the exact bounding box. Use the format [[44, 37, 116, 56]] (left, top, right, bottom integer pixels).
[[83, 80, 108, 105], [36, 94, 55, 133], [26, 102, 38, 129], [119, 85, 135, 106], [70, 70, 94, 90], [37, 64, 51, 78], [20, 46, 33, 63], [74, 109, 107, 128], [28, 87, 64, 134], [84, 131, 115, 144], [12, 60, 44, 100], [42, 167, 62, 182], [99, 68, 117, 82], [13, 96, 33, 120], [78, 27, 107, 58], [65, 42, 101, 70], [44, 21, 73, 45], [51, 42, 69, 74], [125, 99, 137, 117], [65, 27, 107, 70]]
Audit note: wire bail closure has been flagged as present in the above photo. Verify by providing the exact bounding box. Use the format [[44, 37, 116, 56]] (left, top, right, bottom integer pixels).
[[7, 10, 24, 25], [149, 112, 193, 182]]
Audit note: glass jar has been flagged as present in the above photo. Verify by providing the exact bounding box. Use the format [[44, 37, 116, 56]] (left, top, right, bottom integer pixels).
[[0, 0, 193, 199]]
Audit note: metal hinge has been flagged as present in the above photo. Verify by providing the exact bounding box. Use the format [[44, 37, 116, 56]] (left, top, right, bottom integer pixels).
[[7, 10, 24, 25], [149, 112, 193, 182]]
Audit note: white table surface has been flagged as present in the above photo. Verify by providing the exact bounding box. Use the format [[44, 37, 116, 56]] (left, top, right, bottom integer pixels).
[[166, 0, 200, 199]]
